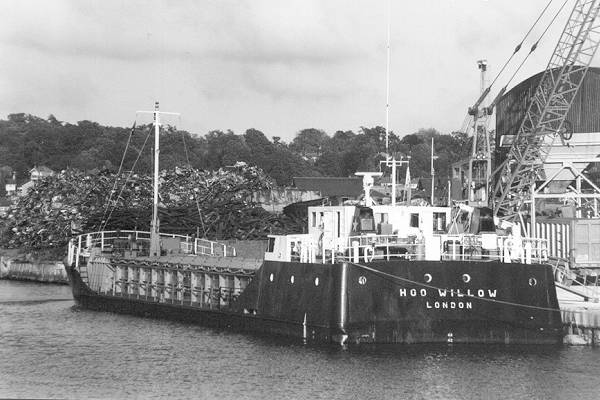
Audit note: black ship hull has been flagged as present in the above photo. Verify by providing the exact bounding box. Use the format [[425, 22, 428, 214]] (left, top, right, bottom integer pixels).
[[64, 259, 563, 345]]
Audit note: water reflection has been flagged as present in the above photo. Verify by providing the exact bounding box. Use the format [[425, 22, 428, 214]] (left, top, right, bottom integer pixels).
[[1, 281, 600, 400]]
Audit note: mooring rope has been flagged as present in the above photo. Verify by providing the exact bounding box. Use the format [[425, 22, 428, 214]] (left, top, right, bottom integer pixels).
[[348, 261, 592, 314]]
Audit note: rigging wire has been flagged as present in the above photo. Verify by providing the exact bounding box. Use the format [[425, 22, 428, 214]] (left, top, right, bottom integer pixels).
[[101, 125, 153, 231], [178, 120, 208, 237], [100, 121, 136, 231]]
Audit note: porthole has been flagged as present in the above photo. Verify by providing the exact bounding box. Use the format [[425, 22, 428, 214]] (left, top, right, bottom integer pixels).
[[358, 276, 367, 285], [269, 273, 274, 282], [462, 274, 471, 283], [314, 277, 320, 286], [290, 275, 295, 284], [529, 277, 537, 287], [424, 273, 432, 283]]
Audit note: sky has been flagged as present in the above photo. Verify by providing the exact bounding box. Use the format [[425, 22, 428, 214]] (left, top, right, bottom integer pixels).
[[0, 0, 588, 142]]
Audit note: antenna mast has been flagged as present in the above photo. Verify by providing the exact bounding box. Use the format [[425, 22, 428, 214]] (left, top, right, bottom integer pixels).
[[380, 0, 408, 205], [385, 0, 391, 156]]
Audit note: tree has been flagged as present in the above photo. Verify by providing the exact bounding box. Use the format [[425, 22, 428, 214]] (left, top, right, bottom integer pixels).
[[205, 130, 250, 169], [290, 128, 328, 159]]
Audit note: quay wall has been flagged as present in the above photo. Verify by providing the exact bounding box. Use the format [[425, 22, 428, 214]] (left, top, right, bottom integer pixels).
[[0, 252, 67, 284]]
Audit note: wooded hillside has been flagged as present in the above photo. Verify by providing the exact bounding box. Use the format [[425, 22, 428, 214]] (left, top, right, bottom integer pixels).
[[0, 113, 472, 193]]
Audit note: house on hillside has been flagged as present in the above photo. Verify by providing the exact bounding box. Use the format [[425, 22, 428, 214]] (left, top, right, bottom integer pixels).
[[5, 172, 17, 196], [30, 165, 54, 181], [17, 166, 55, 197], [0, 197, 11, 216]]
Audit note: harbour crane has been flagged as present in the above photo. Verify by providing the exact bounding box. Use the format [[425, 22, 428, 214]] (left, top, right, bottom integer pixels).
[[465, 59, 493, 206], [492, 0, 600, 226]]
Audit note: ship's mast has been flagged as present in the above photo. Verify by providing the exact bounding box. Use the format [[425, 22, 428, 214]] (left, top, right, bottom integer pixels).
[[150, 102, 161, 256], [137, 102, 179, 257]]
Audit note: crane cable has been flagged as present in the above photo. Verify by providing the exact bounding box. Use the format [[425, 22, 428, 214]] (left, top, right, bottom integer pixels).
[[503, 0, 570, 90], [489, 0, 557, 90], [459, 0, 559, 134]]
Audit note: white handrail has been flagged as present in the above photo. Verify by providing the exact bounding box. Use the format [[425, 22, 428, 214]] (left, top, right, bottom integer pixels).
[[274, 232, 550, 265], [67, 230, 237, 268]]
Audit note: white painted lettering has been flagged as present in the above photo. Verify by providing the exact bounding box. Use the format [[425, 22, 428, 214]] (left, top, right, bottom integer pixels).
[[451, 302, 456, 309], [435, 301, 440, 308], [442, 302, 448, 309], [410, 289, 417, 296], [458, 302, 464, 309], [478, 289, 485, 297], [457, 289, 464, 297], [426, 301, 432, 309], [399, 289, 406, 296], [466, 302, 473, 309], [420, 289, 427, 297], [438, 289, 447, 297], [467, 289, 474, 297], [488, 290, 497, 298]]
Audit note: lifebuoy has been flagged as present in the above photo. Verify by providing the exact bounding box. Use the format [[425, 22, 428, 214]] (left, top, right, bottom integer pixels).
[[364, 246, 374, 263]]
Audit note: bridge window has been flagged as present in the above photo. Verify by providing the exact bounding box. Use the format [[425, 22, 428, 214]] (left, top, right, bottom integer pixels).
[[433, 212, 447, 232], [410, 213, 419, 228], [267, 238, 275, 252]]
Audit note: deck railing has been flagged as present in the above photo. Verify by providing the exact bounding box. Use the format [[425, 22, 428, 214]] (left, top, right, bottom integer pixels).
[[284, 233, 549, 265], [66, 230, 236, 268]]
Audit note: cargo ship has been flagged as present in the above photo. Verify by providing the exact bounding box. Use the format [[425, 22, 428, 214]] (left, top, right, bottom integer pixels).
[[63, 104, 563, 345]]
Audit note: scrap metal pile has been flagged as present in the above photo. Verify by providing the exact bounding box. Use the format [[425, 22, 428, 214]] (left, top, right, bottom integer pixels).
[[0, 164, 303, 249]]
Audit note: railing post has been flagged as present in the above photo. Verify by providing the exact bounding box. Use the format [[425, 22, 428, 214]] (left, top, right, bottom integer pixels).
[[211, 242, 214, 255], [525, 241, 532, 264], [76, 236, 81, 269], [101, 231, 105, 251], [67, 240, 73, 266], [352, 240, 359, 263]]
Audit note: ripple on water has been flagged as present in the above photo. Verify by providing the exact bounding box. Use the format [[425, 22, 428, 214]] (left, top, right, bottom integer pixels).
[[2, 281, 600, 399]]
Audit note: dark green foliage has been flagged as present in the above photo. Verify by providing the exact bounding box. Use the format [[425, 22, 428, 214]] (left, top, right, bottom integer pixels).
[[0, 113, 472, 188], [0, 112, 485, 250]]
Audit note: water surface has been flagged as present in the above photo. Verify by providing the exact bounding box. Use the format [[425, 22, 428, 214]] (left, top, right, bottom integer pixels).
[[1, 280, 599, 399]]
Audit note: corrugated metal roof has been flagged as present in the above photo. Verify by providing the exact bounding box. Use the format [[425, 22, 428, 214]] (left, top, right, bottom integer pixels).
[[292, 176, 363, 197], [496, 67, 600, 140], [495, 67, 600, 178]]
